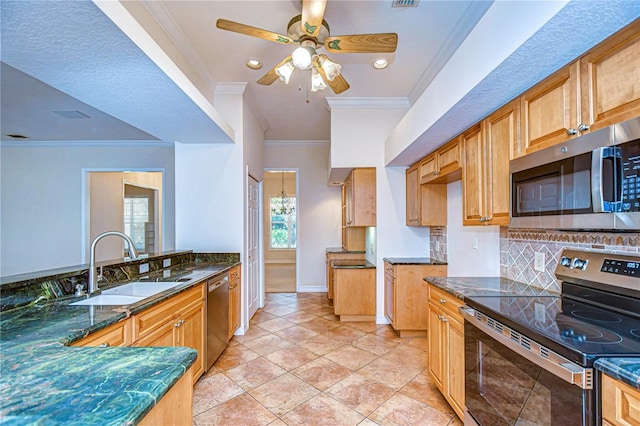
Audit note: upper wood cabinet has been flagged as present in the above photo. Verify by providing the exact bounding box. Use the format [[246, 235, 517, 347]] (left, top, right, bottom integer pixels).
[[343, 168, 376, 227], [580, 19, 640, 132], [520, 19, 640, 156], [463, 101, 518, 226], [419, 138, 462, 184], [406, 163, 447, 227]]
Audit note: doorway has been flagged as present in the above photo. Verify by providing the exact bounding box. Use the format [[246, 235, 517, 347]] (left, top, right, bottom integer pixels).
[[263, 170, 297, 293]]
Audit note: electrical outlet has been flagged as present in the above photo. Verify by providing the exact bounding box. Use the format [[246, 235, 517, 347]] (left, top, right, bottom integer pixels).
[[163, 258, 171, 268], [139, 263, 150, 274], [435, 240, 440, 252], [534, 252, 545, 272]]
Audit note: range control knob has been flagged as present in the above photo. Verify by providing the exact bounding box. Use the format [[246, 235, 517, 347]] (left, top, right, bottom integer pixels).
[[572, 258, 589, 271], [560, 256, 572, 267]]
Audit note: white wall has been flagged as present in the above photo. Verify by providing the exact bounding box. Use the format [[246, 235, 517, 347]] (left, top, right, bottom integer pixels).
[[329, 104, 430, 322], [445, 181, 500, 276], [0, 143, 175, 277], [264, 142, 341, 292]]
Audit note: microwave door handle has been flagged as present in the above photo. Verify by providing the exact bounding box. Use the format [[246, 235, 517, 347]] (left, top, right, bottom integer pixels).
[[592, 147, 623, 213], [591, 147, 606, 213]]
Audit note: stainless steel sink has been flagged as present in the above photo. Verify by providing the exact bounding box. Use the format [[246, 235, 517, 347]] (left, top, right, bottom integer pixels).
[[71, 294, 145, 306]]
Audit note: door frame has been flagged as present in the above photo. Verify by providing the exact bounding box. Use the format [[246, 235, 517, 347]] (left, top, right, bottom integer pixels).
[[245, 170, 264, 332]]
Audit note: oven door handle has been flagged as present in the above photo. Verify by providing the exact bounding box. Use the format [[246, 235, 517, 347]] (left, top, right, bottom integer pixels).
[[460, 306, 593, 390]]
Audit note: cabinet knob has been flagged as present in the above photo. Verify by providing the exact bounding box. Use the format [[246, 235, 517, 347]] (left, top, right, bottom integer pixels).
[[438, 315, 444, 321], [567, 128, 578, 136], [174, 322, 180, 327], [442, 317, 448, 323], [99, 343, 110, 348], [578, 123, 590, 132], [440, 298, 446, 304]]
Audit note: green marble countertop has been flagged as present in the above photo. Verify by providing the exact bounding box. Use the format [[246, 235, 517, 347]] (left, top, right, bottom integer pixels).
[[423, 276, 558, 300], [383, 257, 447, 266], [595, 358, 640, 390], [0, 260, 239, 424]]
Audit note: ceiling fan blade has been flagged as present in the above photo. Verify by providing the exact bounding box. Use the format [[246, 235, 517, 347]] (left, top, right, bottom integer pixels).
[[324, 33, 398, 53], [301, 0, 327, 38], [216, 19, 293, 45], [257, 56, 292, 85], [313, 55, 350, 94]]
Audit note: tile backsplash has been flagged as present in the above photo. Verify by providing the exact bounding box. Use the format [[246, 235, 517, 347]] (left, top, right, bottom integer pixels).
[[500, 228, 639, 293], [429, 226, 447, 262]]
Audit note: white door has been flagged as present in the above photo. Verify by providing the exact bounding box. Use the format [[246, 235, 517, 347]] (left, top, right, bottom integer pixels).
[[247, 175, 262, 320]]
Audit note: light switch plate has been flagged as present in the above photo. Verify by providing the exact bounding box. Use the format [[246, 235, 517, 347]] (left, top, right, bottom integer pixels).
[[534, 252, 545, 272], [139, 263, 150, 274], [163, 258, 171, 268], [472, 237, 478, 249]]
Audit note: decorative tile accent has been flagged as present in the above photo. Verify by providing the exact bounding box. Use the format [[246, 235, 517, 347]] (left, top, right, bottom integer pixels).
[[429, 226, 447, 263], [500, 228, 639, 292]]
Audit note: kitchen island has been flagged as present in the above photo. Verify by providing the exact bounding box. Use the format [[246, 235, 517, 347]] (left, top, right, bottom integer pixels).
[[0, 252, 239, 424]]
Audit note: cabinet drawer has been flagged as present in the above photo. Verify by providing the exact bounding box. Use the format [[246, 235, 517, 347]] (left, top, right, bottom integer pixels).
[[384, 262, 395, 277], [428, 285, 463, 319], [134, 284, 205, 341], [602, 373, 640, 426], [229, 266, 240, 281], [72, 318, 132, 347]]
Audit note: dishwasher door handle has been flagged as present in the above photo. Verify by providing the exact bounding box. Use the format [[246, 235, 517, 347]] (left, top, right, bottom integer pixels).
[[209, 276, 229, 292]]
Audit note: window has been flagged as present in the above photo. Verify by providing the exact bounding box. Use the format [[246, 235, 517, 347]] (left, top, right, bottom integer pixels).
[[124, 197, 149, 252], [270, 196, 296, 249]]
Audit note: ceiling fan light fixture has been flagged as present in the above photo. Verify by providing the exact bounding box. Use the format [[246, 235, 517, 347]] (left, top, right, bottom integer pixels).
[[320, 57, 341, 81], [292, 42, 316, 69], [275, 61, 295, 84], [372, 59, 389, 69], [311, 67, 327, 92]]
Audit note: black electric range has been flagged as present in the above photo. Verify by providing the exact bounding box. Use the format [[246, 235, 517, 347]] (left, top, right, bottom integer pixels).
[[462, 249, 640, 426]]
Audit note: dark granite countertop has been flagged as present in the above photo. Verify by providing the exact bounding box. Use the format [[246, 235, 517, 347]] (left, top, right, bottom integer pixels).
[[0, 258, 239, 424], [330, 259, 376, 269], [383, 257, 447, 265], [326, 247, 366, 254], [595, 358, 640, 391], [423, 276, 558, 300]]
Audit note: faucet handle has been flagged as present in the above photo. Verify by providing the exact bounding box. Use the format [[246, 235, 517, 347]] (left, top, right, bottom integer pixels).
[[74, 283, 86, 297]]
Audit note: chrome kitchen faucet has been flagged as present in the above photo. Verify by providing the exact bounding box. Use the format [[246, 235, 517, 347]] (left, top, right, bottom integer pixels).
[[88, 231, 139, 294]]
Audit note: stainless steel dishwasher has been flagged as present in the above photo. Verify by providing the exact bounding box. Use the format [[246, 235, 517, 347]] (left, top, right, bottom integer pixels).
[[206, 272, 229, 371]]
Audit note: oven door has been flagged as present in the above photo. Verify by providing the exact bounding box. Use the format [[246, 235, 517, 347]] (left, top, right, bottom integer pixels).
[[462, 308, 594, 426]]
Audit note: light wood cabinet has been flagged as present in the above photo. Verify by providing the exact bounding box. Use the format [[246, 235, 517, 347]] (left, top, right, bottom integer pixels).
[[343, 168, 376, 227], [72, 318, 132, 347], [139, 366, 193, 426], [133, 284, 206, 384], [602, 373, 640, 426], [384, 262, 447, 337], [406, 163, 447, 227], [419, 138, 462, 184], [427, 284, 465, 421], [326, 251, 365, 300], [332, 265, 376, 322], [341, 182, 365, 251], [580, 20, 640, 133], [462, 101, 518, 226], [228, 266, 241, 339]]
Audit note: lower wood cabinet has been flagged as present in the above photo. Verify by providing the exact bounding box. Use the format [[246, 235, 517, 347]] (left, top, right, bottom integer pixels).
[[601, 373, 640, 426], [133, 284, 206, 384], [326, 251, 365, 300], [139, 366, 193, 426], [72, 318, 132, 347], [427, 284, 465, 421], [228, 266, 241, 339], [332, 266, 376, 321], [384, 262, 447, 337]]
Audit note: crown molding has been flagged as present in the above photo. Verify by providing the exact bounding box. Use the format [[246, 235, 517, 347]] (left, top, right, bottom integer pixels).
[[214, 82, 248, 95], [264, 140, 329, 147]]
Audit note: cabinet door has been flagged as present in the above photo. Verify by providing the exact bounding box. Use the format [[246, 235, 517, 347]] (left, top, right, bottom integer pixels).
[[428, 302, 445, 391], [350, 168, 376, 227], [437, 138, 461, 177], [521, 62, 579, 155], [419, 154, 437, 184], [180, 301, 205, 383], [406, 164, 420, 226], [484, 101, 518, 226], [462, 124, 485, 225], [446, 314, 465, 420], [384, 264, 395, 326], [134, 320, 178, 347], [580, 20, 640, 132], [344, 175, 354, 226]]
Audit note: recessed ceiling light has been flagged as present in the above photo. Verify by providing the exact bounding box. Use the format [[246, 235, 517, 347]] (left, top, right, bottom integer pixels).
[[372, 59, 389, 70], [246, 59, 262, 70]]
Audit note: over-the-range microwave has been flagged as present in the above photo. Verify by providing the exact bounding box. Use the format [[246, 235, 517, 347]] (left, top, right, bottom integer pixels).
[[510, 116, 640, 231]]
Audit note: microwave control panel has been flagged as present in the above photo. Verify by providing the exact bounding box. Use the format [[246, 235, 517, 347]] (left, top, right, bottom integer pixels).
[[621, 139, 640, 212]]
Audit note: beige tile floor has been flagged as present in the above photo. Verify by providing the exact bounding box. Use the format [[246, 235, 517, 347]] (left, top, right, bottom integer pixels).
[[193, 292, 463, 426]]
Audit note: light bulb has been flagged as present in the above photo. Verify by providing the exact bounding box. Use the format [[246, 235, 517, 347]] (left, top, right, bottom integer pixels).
[[311, 68, 327, 92], [292, 46, 314, 69], [320, 57, 341, 81], [275, 61, 295, 84]]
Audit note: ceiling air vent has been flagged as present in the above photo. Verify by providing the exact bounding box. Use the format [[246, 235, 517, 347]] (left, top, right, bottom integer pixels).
[[392, 0, 418, 7], [52, 110, 90, 119], [6, 134, 28, 139]]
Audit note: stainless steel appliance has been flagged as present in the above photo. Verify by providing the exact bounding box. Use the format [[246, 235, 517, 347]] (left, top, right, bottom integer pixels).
[[206, 272, 229, 371], [510, 116, 640, 230], [462, 249, 640, 426]]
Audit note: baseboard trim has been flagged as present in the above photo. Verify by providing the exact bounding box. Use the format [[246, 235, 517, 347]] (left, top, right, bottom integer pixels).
[[297, 286, 327, 293], [376, 314, 391, 325]]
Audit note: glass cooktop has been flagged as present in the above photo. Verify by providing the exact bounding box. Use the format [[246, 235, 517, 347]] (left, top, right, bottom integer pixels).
[[464, 294, 640, 366]]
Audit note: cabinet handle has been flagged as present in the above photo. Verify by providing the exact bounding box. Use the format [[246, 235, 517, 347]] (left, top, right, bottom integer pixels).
[[479, 216, 491, 222], [567, 128, 578, 136], [440, 298, 446, 304], [179, 319, 185, 326], [438, 315, 444, 321], [577, 123, 590, 132], [99, 343, 110, 348], [174, 322, 180, 327]]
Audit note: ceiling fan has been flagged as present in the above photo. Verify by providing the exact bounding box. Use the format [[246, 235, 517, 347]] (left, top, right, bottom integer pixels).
[[216, 0, 398, 94]]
